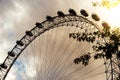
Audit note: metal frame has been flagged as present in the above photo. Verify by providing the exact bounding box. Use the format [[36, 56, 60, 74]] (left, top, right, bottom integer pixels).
[[0, 10, 119, 80]]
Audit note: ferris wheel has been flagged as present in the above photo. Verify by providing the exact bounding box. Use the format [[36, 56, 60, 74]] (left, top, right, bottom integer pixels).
[[0, 9, 119, 80]]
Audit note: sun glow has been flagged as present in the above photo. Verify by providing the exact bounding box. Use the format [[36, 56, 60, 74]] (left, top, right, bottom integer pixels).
[[101, 0, 120, 9], [103, 4, 120, 29], [92, 0, 120, 29], [101, 0, 120, 29]]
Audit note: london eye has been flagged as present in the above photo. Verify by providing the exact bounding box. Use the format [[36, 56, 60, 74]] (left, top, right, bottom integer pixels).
[[0, 9, 119, 80]]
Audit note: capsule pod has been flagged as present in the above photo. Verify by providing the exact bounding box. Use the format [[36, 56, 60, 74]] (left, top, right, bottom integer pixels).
[[102, 22, 110, 30], [8, 51, 15, 57], [36, 22, 43, 28], [46, 16, 54, 22], [16, 40, 24, 46], [69, 9, 77, 16], [91, 13, 100, 21], [57, 11, 65, 17], [0, 63, 7, 69], [80, 9, 89, 17], [26, 31, 33, 36]]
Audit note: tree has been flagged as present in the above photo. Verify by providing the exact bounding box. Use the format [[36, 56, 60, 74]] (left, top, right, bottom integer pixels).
[[92, 0, 120, 9], [70, 25, 120, 66]]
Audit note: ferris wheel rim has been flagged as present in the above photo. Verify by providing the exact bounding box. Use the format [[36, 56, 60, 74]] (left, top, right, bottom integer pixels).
[[0, 10, 115, 80]]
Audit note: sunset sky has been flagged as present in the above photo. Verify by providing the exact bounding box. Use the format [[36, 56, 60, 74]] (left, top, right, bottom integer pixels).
[[0, 0, 120, 80]]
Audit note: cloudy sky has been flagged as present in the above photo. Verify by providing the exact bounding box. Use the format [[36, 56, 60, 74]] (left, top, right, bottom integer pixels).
[[0, 0, 120, 80], [0, 0, 95, 62], [1, 0, 120, 62]]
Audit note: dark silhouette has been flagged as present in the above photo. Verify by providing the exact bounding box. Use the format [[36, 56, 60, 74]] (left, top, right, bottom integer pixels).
[[36, 22, 43, 28], [91, 13, 100, 21], [69, 9, 77, 16], [8, 51, 15, 57], [70, 27, 120, 65], [80, 9, 89, 17], [26, 31, 33, 36], [16, 40, 24, 46], [0, 63, 7, 69], [46, 16, 54, 22], [57, 11, 65, 17]]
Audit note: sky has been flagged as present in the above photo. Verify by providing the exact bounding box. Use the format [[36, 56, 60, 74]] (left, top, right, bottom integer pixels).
[[0, 0, 120, 80], [0, 0, 96, 63], [1, 0, 120, 62]]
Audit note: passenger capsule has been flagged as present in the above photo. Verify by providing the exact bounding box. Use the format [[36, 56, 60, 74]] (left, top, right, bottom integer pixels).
[[46, 16, 54, 22], [26, 31, 33, 36], [69, 9, 77, 16], [0, 63, 7, 69], [8, 51, 15, 57], [80, 9, 89, 17], [16, 40, 24, 46], [36, 22, 43, 28], [57, 11, 65, 17], [102, 22, 110, 30], [91, 13, 100, 21]]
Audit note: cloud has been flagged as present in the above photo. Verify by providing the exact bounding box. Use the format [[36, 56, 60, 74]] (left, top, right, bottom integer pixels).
[[0, 0, 107, 80], [0, 0, 96, 45], [0, 0, 15, 17], [0, 0, 86, 75]]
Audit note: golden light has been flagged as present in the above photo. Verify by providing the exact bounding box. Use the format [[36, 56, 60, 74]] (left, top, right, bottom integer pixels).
[[101, 0, 120, 9], [100, 0, 120, 29]]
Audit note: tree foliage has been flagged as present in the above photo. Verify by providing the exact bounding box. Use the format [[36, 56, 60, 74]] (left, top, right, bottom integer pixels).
[[69, 27, 120, 66], [92, 0, 120, 9]]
